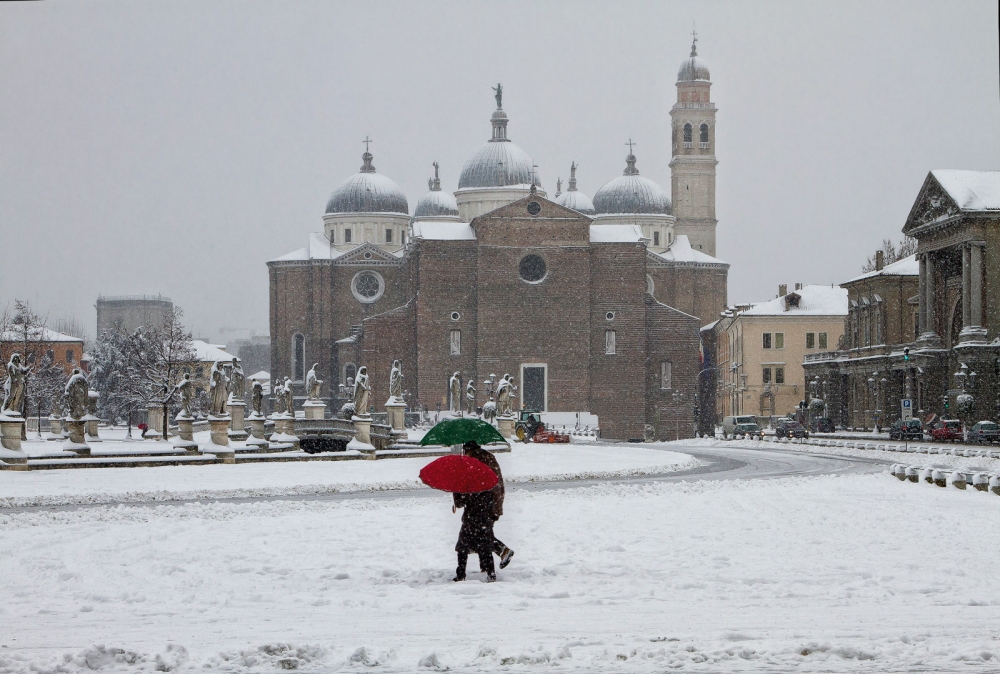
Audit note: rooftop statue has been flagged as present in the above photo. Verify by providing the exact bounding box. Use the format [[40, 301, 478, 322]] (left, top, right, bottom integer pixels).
[[492, 83, 502, 109]]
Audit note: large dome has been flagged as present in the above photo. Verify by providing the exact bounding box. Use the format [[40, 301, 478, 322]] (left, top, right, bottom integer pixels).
[[677, 40, 710, 82], [325, 151, 409, 215], [593, 154, 671, 215], [458, 106, 538, 189]]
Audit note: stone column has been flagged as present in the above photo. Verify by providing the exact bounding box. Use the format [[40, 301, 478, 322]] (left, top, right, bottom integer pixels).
[[246, 413, 269, 450], [146, 404, 164, 440], [918, 253, 941, 347], [917, 253, 927, 335], [959, 242, 988, 344], [173, 415, 199, 453], [350, 415, 375, 456], [303, 400, 327, 420], [48, 414, 62, 438], [63, 419, 91, 455], [207, 414, 235, 463], [385, 397, 406, 437], [962, 244, 971, 329], [497, 415, 515, 440]]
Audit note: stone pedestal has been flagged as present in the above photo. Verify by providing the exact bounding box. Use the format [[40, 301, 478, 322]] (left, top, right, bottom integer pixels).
[[497, 415, 515, 440], [350, 415, 375, 457], [207, 415, 235, 463], [84, 415, 102, 443], [173, 415, 199, 453], [385, 398, 406, 432], [303, 400, 327, 420], [146, 405, 164, 440], [48, 414, 62, 438], [0, 414, 29, 469], [227, 401, 248, 441], [269, 414, 299, 450], [63, 419, 91, 455], [246, 413, 269, 450]]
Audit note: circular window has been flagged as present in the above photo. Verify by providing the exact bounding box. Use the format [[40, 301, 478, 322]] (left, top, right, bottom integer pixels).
[[606, 311, 615, 321], [351, 271, 385, 303], [526, 201, 541, 216], [363, 251, 372, 259], [518, 254, 547, 283], [450, 311, 461, 321]]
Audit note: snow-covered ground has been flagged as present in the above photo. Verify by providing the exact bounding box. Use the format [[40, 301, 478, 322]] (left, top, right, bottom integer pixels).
[[0, 443, 699, 508], [2, 466, 999, 672], [687, 435, 1000, 473]]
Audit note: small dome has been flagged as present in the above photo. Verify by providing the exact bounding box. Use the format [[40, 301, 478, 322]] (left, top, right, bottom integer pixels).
[[593, 153, 671, 215], [458, 103, 538, 189], [555, 161, 595, 215], [414, 162, 460, 219], [677, 39, 710, 82], [325, 151, 408, 215], [556, 190, 596, 215]]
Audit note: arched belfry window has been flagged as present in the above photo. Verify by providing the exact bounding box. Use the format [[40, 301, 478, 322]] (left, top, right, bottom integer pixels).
[[683, 123, 693, 143], [292, 333, 305, 382], [699, 123, 709, 143]]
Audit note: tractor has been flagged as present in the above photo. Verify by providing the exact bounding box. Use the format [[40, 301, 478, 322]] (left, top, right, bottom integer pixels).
[[514, 410, 571, 443]]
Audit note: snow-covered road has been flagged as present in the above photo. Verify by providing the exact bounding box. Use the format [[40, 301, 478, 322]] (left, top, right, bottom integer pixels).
[[5, 444, 998, 673]]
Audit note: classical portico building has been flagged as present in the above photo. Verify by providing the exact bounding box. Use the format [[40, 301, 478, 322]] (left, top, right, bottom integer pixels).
[[805, 170, 1000, 428], [268, 42, 729, 440]]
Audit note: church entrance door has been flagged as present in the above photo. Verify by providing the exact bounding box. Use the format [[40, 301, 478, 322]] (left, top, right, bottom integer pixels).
[[521, 364, 547, 412]]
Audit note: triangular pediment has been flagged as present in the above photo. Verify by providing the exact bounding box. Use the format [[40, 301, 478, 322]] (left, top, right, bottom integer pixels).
[[472, 193, 593, 226], [334, 242, 402, 266], [903, 172, 961, 235]]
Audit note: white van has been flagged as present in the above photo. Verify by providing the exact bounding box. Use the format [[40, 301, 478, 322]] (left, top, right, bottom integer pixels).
[[721, 415, 762, 439]]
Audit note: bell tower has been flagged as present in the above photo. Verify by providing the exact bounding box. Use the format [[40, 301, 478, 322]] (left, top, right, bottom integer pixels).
[[669, 33, 718, 256]]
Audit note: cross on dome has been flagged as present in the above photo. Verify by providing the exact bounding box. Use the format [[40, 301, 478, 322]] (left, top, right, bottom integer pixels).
[[360, 136, 375, 173], [691, 26, 698, 56]]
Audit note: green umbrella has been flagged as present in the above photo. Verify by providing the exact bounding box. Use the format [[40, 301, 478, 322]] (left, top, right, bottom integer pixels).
[[419, 417, 507, 447]]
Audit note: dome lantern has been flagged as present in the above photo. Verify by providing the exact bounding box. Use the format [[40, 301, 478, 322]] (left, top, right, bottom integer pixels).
[[555, 161, 596, 216]]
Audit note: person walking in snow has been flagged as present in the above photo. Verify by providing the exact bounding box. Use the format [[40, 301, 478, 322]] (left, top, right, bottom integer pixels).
[[453, 441, 513, 582]]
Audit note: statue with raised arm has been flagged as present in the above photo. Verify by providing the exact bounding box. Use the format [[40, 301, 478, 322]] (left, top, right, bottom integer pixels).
[[466, 378, 476, 416], [492, 83, 502, 108], [251, 379, 263, 416], [353, 366, 370, 416], [2, 353, 30, 416], [65, 368, 89, 421], [177, 373, 194, 418], [306, 363, 322, 400], [389, 360, 403, 400], [209, 360, 230, 416], [229, 357, 245, 402]]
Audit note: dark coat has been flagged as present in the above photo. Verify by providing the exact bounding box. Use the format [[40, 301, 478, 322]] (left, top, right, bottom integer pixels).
[[453, 490, 495, 553], [463, 445, 505, 518]]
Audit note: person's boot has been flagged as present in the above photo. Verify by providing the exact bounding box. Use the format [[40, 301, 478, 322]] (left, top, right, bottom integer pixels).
[[499, 546, 514, 569], [486, 572, 497, 583], [453, 573, 466, 582], [454, 553, 467, 581]]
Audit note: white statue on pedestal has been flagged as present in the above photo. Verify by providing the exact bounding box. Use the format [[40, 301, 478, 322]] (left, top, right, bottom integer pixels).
[[496, 374, 511, 417], [177, 373, 194, 418], [209, 360, 230, 416], [466, 378, 476, 415], [229, 357, 245, 402], [306, 363, 323, 400], [280, 376, 294, 417], [353, 366, 370, 416], [251, 380, 263, 416], [389, 360, 403, 400], [65, 369, 89, 420], [2, 353, 30, 416], [449, 372, 462, 414]]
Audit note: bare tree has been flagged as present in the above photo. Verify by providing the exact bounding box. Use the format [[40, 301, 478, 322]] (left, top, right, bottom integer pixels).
[[862, 237, 918, 272], [90, 318, 145, 437], [129, 307, 195, 439]]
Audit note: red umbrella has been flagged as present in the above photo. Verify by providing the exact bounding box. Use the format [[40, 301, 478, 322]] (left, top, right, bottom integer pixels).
[[419, 454, 498, 494]]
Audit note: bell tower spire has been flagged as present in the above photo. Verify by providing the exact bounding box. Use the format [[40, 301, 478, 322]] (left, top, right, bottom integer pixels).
[[669, 36, 718, 256]]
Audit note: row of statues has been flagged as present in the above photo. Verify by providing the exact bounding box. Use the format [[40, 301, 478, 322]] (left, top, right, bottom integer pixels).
[[2, 353, 92, 422], [449, 371, 516, 417]]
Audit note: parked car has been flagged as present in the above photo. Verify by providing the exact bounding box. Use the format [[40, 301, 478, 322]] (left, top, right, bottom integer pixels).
[[889, 418, 923, 441], [721, 415, 759, 438], [775, 419, 808, 439], [732, 422, 763, 439], [928, 419, 963, 442], [967, 421, 999, 445], [811, 417, 836, 433]]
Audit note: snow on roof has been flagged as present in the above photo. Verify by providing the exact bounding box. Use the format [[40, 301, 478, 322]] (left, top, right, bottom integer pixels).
[[933, 170, 1000, 211], [271, 233, 345, 262], [701, 319, 720, 332], [190, 340, 237, 363], [654, 235, 728, 265], [0, 327, 84, 343], [845, 254, 919, 283], [740, 285, 848, 317], [589, 224, 645, 243], [410, 221, 476, 240], [249, 370, 270, 381]]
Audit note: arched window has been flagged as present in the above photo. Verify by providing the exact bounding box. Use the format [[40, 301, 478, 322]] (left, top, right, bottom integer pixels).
[[344, 363, 357, 384], [700, 124, 709, 143], [683, 123, 693, 143], [292, 333, 305, 381]]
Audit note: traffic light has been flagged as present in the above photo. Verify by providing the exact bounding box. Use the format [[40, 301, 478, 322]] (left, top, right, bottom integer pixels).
[[903, 347, 910, 362]]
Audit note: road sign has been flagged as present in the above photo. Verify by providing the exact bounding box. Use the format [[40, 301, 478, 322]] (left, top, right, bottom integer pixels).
[[901, 398, 913, 421]]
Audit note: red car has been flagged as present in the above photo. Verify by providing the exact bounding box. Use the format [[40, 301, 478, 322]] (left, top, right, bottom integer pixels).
[[929, 419, 963, 442]]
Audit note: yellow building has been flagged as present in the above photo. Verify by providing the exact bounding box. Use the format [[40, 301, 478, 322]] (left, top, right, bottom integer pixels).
[[713, 285, 847, 420]]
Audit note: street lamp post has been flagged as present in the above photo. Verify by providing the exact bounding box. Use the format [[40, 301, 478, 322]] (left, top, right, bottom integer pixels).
[[955, 362, 977, 441]]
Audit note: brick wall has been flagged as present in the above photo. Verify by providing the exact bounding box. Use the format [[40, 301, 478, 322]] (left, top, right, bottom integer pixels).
[[645, 295, 700, 440], [360, 300, 417, 411]]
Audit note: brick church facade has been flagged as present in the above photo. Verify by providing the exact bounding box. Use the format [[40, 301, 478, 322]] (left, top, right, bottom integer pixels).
[[268, 41, 728, 440]]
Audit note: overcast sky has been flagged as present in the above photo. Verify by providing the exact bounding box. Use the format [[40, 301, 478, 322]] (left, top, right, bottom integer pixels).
[[2, 0, 998, 342]]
